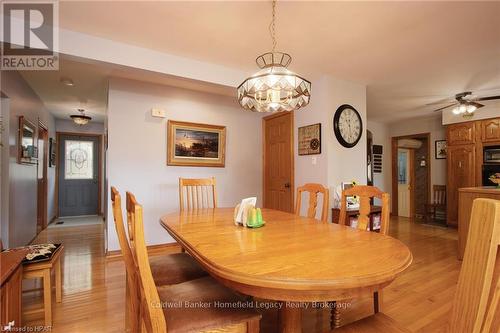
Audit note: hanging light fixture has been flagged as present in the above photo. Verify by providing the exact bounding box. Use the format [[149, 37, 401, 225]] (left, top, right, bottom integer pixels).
[[452, 101, 478, 119], [237, 0, 311, 113], [70, 108, 92, 126]]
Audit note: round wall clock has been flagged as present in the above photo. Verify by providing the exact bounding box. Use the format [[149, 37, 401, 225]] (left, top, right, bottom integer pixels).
[[333, 104, 363, 148]]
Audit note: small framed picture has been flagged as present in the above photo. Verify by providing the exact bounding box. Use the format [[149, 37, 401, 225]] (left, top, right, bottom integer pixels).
[[298, 123, 321, 155], [435, 140, 447, 159]]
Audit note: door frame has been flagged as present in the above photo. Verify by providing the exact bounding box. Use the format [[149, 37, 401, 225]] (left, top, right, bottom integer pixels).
[[37, 120, 49, 233], [55, 132, 103, 218], [391, 132, 431, 217], [262, 111, 295, 212]]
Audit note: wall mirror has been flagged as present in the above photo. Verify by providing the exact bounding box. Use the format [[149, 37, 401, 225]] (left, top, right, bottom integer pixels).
[[18, 116, 37, 164]]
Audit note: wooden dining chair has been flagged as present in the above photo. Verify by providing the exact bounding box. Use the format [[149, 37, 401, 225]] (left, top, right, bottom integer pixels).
[[332, 198, 500, 333], [331, 185, 390, 328], [125, 191, 207, 287], [295, 183, 330, 222], [179, 177, 217, 211], [130, 193, 262, 333], [425, 185, 447, 222], [111, 187, 208, 332]]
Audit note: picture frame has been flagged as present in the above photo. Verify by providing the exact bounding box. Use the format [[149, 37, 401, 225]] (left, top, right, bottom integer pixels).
[[49, 138, 56, 167], [435, 140, 447, 159], [18, 116, 38, 165], [167, 120, 226, 167], [298, 123, 321, 155]]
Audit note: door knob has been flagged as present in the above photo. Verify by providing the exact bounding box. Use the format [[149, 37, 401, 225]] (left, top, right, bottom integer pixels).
[[284, 182, 291, 189]]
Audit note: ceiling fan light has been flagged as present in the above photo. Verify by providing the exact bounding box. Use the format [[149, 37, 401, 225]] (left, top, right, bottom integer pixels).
[[458, 104, 467, 113], [466, 104, 477, 113], [452, 107, 461, 115]]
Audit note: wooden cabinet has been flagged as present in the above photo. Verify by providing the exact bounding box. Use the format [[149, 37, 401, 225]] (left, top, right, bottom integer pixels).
[[447, 122, 476, 145], [0, 251, 26, 330], [481, 118, 500, 142], [447, 144, 475, 227]]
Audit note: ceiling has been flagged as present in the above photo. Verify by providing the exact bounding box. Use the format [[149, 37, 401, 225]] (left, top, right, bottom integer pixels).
[[56, 1, 500, 123], [21, 1, 500, 123], [20, 56, 235, 123]]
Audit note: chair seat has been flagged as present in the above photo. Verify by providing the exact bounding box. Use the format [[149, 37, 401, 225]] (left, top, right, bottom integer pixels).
[[150, 252, 208, 286], [332, 313, 410, 333], [158, 276, 261, 333]]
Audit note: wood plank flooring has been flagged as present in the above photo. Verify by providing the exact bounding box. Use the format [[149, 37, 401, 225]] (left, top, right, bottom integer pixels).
[[23, 216, 460, 332]]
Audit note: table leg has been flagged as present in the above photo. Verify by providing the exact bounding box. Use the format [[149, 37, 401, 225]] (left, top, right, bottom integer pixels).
[[55, 257, 62, 303], [43, 268, 52, 326], [278, 302, 302, 333]]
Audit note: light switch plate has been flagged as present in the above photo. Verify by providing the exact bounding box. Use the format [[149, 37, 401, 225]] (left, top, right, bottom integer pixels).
[[311, 157, 317, 165], [151, 108, 166, 118]]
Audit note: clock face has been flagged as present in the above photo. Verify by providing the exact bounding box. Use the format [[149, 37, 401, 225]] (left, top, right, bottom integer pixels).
[[333, 105, 363, 148]]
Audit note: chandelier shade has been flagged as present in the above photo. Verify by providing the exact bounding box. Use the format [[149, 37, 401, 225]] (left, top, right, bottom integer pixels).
[[237, 52, 311, 113]]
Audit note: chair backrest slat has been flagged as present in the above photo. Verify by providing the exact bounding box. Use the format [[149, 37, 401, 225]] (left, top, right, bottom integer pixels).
[[295, 183, 329, 222], [433, 185, 446, 205], [129, 192, 168, 332], [110, 187, 140, 333], [338, 185, 390, 235], [449, 198, 500, 333], [179, 177, 217, 211]]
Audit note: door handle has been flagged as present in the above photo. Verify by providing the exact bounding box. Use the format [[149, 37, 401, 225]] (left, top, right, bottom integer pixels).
[[284, 182, 291, 189]]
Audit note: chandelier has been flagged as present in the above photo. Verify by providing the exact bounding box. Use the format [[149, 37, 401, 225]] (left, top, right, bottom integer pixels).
[[237, 0, 311, 113], [70, 108, 92, 126]]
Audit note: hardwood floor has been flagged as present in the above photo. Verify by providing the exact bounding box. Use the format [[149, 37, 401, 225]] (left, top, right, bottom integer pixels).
[[24, 216, 460, 332]]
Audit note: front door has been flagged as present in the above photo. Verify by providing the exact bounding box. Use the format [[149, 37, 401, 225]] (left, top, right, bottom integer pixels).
[[58, 134, 99, 217], [263, 112, 294, 212], [397, 148, 412, 217]]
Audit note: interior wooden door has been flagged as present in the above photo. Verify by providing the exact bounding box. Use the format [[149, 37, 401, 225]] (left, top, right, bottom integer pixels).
[[447, 144, 475, 227], [397, 148, 412, 217], [263, 112, 294, 212], [37, 124, 48, 233]]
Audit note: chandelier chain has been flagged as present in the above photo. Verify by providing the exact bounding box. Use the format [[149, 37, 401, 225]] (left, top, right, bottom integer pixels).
[[269, 0, 277, 52]]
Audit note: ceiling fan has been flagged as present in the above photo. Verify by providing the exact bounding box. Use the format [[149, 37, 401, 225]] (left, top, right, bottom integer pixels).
[[432, 91, 500, 118]]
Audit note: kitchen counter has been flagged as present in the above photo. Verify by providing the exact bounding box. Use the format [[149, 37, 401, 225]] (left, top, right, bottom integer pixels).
[[458, 186, 500, 259]]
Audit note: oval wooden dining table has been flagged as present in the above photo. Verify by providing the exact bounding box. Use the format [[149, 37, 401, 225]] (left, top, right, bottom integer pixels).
[[160, 208, 412, 333]]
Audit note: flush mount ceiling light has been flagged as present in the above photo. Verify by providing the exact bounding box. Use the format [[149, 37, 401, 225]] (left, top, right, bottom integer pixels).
[[70, 108, 92, 126], [60, 77, 74, 86], [237, 0, 311, 113]]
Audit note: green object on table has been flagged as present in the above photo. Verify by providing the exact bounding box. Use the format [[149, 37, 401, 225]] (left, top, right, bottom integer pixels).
[[247, 208, 265, 228]]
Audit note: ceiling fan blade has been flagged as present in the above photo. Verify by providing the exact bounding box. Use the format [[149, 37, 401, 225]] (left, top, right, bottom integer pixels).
[[425, 99, 455, 106], [433, 103, 457, 112], [476, 95, 500, 102], [470, 101, 484, 108]]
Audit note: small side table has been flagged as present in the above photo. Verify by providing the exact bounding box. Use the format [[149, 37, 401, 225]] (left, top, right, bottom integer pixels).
[[22, 245, 64, 326], [332, 206, 382, 231]]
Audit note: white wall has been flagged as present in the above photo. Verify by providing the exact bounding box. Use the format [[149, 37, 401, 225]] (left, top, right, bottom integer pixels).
[[295, 75, 367, 217], [1, 71, 56, 247], [367, 120, 391, 194], [106, 78, 263, 250]]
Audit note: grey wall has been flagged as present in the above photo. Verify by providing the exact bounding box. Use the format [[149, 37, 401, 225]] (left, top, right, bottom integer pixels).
[[1, 71, 56, 248]]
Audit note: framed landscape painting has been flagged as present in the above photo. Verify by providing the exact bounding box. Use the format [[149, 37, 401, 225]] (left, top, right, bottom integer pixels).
[[167, 120, 226, 167]]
